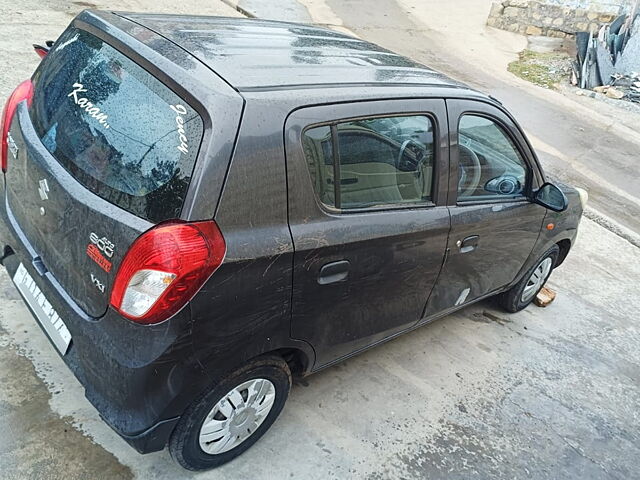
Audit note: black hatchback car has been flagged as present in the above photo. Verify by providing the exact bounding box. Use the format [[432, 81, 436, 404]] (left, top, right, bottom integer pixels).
[[0, 11, 585, 470]]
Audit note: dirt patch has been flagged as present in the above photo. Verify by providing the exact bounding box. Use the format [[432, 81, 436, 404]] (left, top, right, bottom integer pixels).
[[508, 50, 572, 89], [0, 342, 133, 480]]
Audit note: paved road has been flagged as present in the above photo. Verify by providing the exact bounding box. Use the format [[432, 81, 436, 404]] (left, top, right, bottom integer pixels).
[[331, 0, 640, 234], [234, 0, 640, 240], [0, 1, 639, 479]]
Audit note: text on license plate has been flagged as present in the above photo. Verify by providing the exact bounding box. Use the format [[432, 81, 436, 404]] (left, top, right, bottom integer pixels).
[[12, 263, 71, 354]]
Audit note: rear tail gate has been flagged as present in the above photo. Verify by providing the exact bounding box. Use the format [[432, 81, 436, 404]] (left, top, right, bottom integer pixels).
[[3, 27, 204, 317]]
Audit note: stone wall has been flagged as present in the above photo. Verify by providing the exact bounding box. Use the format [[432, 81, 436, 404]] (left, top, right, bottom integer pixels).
[[543, 0, 633, 14], [487, 0, 628, 38]]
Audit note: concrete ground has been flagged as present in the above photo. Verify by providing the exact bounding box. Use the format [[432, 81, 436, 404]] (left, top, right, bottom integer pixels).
[[1, 0, 640, 479]]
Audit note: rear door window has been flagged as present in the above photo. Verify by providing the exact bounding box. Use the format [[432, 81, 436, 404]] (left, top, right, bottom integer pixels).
[[30, 28, 204, 222], [302, 115, 435, 210]]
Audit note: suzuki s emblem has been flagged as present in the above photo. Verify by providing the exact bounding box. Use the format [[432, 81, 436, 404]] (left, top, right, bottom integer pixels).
[[38, 179, 50, 201]]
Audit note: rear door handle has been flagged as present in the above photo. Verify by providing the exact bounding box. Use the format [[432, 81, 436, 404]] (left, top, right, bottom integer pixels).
[[457, 235, 479, 254], [318, 260, 350, 285]]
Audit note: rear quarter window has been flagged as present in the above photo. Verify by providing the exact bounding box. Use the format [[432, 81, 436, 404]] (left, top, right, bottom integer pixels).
[[29, 28, 204, 222]]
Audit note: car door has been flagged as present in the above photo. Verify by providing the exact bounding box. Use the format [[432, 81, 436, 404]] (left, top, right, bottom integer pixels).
[[285, 99, 450, 368], [424, 99, 547, 318]]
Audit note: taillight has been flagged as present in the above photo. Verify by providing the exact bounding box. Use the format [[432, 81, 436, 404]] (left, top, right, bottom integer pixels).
[[110, 221, 226, 325], [1, 80, 34, 172]]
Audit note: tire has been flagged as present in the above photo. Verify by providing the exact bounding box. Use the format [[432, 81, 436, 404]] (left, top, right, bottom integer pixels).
[[497, 245, 559, 313], [169, 355, 291, 471]]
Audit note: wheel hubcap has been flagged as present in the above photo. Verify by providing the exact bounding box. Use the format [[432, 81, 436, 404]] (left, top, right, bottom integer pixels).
[[521, 257, 553, 303], [198, 378, 276, 455]]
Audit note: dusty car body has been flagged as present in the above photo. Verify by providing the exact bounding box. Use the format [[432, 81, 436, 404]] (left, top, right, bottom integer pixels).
[[0, 11, 584, 470]]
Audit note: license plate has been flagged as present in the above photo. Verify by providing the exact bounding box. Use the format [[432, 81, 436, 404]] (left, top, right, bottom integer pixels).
[[13, 263, 71, 354]]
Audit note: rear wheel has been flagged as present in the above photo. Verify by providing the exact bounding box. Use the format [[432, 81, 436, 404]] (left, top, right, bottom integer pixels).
[[169, 356, 291, 471], [497, 245, 559, 313]]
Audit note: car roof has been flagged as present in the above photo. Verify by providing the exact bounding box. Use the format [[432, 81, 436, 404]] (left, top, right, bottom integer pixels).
[[117, 13, 474, 93]]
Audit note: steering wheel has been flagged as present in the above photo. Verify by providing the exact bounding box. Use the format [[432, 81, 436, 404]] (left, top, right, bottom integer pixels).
[[398, 139, 431, 198], [414, 150, 433, 199], [458, 144, 482, 198], [397, 139, 424, 169]]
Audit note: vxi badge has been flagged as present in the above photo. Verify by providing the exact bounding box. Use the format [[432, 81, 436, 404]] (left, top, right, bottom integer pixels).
[[91, 273, 105, 293]]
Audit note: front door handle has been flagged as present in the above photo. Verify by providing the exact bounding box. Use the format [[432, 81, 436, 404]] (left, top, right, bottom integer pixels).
[[457, 235, 479, 254], [318, 260, 350, 285]]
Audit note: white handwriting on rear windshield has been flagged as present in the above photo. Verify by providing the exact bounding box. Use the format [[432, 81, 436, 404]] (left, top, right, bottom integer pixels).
[[170, 104, 189, 155], [68, 83, 110, 129]]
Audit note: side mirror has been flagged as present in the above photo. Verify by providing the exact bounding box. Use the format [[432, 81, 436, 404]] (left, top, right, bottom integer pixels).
[[534, 182, 568, 212]]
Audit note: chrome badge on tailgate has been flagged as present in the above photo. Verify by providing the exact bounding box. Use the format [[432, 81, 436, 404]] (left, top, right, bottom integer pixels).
[[13, 263, 72, 354]]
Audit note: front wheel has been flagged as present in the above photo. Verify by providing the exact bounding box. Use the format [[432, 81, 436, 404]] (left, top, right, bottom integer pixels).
[[169, 356, 291, 471], [497, 245, 559, 313]]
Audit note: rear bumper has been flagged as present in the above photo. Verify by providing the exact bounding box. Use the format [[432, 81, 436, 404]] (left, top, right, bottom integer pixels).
[[118, 417, 181, 454], [0, 181, 196, 454]]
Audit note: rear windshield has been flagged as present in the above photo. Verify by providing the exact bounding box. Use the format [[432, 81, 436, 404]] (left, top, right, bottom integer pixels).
[[30, 28, 204, 222]]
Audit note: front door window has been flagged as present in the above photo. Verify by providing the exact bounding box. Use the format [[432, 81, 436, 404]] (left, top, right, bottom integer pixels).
[[457, 115, 528, 201]]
